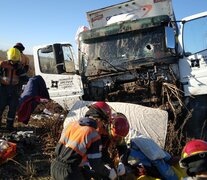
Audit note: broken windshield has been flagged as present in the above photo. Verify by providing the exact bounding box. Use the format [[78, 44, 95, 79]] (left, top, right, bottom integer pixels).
[[79, 26, 169, 76]]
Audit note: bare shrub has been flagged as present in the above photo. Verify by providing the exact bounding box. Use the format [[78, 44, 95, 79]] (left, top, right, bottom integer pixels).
[[165, 109, 193, 156]]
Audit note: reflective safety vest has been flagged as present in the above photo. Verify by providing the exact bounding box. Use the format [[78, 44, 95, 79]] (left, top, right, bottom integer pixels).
[[0, 61, 20, 85], [59, 121, 102, 165]]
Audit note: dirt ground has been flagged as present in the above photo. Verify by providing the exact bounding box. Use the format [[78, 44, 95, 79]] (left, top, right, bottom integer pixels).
[[0, 101, 67, 179]]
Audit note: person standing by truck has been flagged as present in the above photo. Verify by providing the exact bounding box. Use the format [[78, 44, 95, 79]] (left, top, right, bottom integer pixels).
[[13, 43, 30, 90], [50, 101, 117, 180], [0, 48, 26, 131], [13, 42, 30, 73]]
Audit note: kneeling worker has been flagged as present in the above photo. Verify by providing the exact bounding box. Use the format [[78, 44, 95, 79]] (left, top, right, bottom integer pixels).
[[51, 101, 117, 180]]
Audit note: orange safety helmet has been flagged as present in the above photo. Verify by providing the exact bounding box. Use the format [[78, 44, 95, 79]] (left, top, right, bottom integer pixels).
[[180, 139, 207, 168], [86, 101, 112, 122], [111, 113, 130, 138]]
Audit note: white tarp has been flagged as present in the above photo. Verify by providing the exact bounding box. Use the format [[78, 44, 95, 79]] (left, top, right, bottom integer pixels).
[[64, 100, 168, 148]]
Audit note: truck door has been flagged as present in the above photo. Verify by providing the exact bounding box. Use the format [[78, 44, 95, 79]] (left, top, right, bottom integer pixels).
[[178, 12, 207, 96], [33, 43, 83, 109]]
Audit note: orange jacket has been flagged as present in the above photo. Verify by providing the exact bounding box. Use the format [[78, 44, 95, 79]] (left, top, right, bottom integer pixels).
[[59, 120, 101, 165], [55, 118, 111, 177]]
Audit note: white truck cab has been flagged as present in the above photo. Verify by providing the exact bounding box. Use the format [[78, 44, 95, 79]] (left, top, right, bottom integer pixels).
[[33, 43, 83, 109], [178, 12, 207, 96]]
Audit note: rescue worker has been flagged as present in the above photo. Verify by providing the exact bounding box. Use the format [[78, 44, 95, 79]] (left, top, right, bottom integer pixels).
[[100, 112, 182, 179], [0, 48, 26, 130], [13, 43, 30, 91], [13, 42, 30, 73], [50, 101, 117, 180], [82, 112, 130, 179], [108, 115, 182, 180], [108, 112, 130, 176], [179, 139, 207, 180], [105, 113, 181, 179]]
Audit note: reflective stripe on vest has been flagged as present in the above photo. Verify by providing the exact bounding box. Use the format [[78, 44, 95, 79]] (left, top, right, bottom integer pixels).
[[60, 121, 101, 158], [0, 61, 19, 85], [87, 152, 102, 159]]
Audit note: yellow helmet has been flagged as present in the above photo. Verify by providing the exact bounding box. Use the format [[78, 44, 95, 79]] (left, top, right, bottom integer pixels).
[[7, 48, 21, 61]]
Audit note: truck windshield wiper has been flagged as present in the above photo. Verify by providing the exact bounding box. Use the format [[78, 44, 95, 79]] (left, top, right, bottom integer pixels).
[[95, 57, 126, 72], [129, 56, 155, 62]]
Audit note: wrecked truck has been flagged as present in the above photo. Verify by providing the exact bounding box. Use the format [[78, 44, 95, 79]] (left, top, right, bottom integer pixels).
[[33, 0, 207, 140]]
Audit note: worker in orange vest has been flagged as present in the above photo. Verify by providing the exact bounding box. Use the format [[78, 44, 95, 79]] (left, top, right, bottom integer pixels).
[[82, 112, 130, 179], [51, 102, 117, 180], [0, 48, 26, 130]]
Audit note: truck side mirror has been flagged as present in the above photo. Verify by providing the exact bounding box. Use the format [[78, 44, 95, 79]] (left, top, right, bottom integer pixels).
[[165, 27, 175, 49]]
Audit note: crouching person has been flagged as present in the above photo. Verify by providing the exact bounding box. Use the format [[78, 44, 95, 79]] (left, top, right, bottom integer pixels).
[[82, 112, 130, 179], [50, 101, 117, 180], [117, 127, 182, 180]]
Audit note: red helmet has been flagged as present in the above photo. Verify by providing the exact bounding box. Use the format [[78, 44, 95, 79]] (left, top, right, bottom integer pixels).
[[180, 139, 207, 168], [111, 113, 129, 137], [87, 101, 112, 122]]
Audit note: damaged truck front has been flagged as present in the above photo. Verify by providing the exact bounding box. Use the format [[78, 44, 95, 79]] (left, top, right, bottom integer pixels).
[[78, 10, 179, 121], [77, 0, 207, 139]]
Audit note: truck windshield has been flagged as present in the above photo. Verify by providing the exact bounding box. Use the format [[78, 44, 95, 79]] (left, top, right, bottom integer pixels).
[[183, 15, 207, 56], [38, 44, 76, 74], [79, 27, 172, 76]]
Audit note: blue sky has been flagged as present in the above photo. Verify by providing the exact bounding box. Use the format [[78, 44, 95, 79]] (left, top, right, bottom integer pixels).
[[0, 0, 206, 54]]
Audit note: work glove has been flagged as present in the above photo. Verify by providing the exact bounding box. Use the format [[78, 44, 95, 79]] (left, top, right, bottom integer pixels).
[[108, 168, 117, 180], [117, 162, 126, 176]]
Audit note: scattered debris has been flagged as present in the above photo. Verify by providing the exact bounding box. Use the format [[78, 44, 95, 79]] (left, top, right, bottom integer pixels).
[[0, 139, 17, 165], [0, 100, 66, 179]]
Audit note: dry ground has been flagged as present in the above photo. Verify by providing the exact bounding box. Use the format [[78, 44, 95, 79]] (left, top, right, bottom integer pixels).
[[0, 101, 67, 179]]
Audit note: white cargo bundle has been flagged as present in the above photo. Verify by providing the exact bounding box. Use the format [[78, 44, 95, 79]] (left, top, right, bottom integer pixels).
[[64, 100, 168, 148]]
